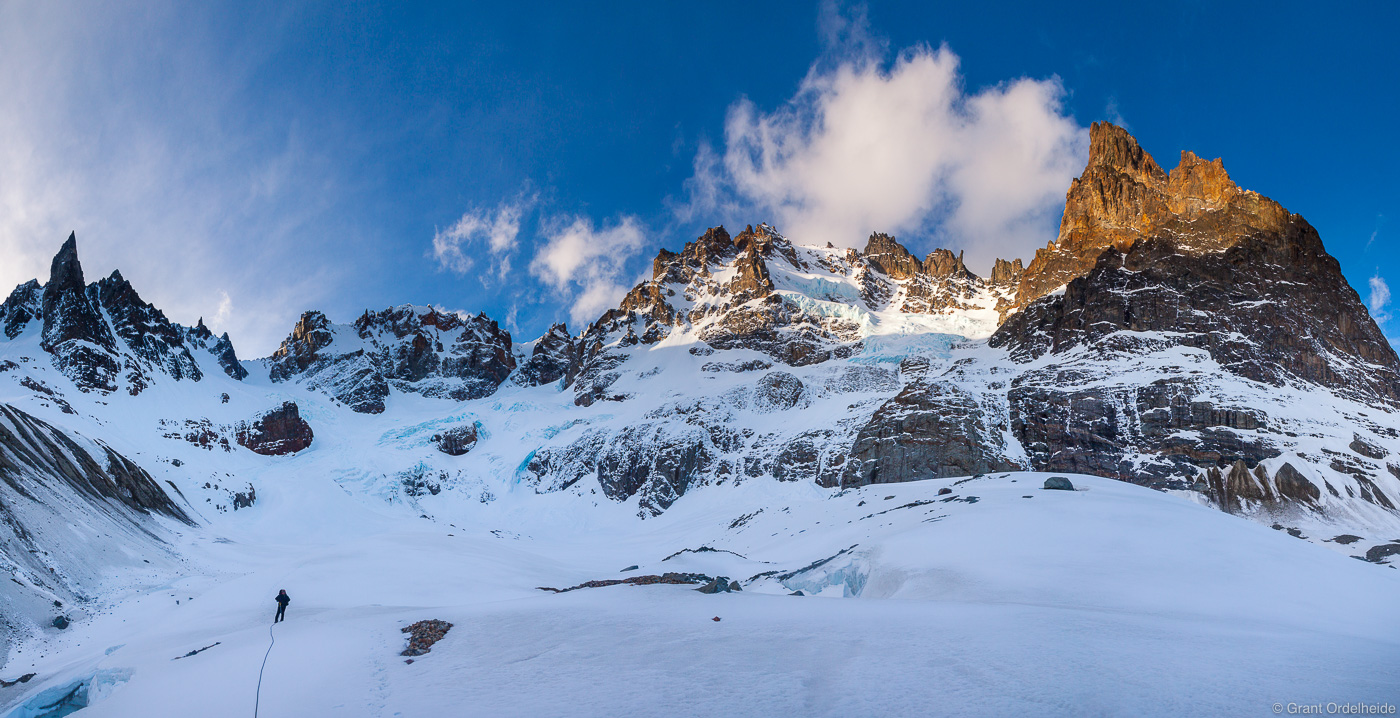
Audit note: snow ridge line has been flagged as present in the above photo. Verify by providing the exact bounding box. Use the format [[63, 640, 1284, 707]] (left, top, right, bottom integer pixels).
[[254, 623, 275, 718]]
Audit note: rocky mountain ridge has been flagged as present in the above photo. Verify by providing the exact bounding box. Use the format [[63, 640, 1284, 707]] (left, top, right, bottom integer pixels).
[[0, 233, 247, 396], [265, 305, 517, 413], [1, 122, 1398, 563]]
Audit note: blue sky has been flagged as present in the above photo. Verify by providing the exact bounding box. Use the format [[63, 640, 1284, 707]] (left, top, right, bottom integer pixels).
[[1, 1, 1396, 355]]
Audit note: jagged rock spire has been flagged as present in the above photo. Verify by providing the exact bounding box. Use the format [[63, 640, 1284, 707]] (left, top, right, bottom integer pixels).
[[1009, 121, 1294, 314], [48, 232, 84, 293]]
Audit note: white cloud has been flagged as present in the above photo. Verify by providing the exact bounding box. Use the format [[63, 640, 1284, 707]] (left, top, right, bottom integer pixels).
[[529, 215, 648, 326], [1370, 272, 1391, 322], [432, 195, 534, 278], [212, 290, 233, 328], [682, 39, 1087, 273]]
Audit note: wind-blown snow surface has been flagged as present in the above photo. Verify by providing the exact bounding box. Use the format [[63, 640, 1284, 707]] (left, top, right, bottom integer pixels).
[[2, 471, 1398, 717]]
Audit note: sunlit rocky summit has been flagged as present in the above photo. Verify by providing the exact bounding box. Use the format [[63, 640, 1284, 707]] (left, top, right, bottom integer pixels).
[[2, 123, 1399, 714]]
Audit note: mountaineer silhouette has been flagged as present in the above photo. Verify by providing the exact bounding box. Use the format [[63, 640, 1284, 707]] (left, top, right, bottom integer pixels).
[[274, 590, 290, 623]]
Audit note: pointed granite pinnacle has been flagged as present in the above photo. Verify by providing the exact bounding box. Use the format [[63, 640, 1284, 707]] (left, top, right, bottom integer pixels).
[[49, 231, 84, 292]]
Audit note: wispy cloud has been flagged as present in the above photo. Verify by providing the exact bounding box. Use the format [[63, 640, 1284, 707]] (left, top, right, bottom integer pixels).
[[678, 5, 1086, 273], [432, 193, 537, 279], [1105, 97, 1127, 128], [529, 215, 648, 327], [1370, 272, 1392, 323]]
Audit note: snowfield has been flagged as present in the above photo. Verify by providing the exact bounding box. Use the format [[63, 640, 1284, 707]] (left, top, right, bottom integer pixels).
[[3, 468, 1398, 717]]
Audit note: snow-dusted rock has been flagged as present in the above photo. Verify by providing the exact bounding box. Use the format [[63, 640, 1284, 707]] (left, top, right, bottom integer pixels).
[[267, 305, 516, 413]]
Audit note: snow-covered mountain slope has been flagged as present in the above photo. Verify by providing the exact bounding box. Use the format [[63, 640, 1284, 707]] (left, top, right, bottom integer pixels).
[[0, 403, 193, 666], [2, 472, 1397, 717], [3, 120, 1400, 715]]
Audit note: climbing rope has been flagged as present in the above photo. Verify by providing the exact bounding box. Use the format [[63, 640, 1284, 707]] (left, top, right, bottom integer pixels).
[[254, 622, 275, 718]]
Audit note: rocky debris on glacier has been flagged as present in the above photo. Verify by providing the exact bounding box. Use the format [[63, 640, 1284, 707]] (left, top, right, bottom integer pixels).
[[536, 572, 713, 593], [400, 619, 452, 657], [695, 576, 742, 593], [432, 424, 478, 456], [234, 401, 314, 455], [1365, 543, 1400, 564], [266, 305, 515, 413]]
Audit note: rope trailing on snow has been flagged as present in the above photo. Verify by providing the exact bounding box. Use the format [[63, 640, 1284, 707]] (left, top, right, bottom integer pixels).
[[254, 622, 275, 718]]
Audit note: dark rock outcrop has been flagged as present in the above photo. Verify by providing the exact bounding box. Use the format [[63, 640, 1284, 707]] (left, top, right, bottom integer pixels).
[[235, 401, 313, 456], [1350, 434, 1389, 460], [433, 425, 478, 456], [695, 576, 737, 594], [1273, 462, 1321, 503], [92, 270, 205, 393], [1007, 375, 1279, 486], [1, 280, 42, 339], [994, 227, 1400, 403], [840, 360, 1020, 488], [752, 372, 806, 412], [516, 323, 576, 386]]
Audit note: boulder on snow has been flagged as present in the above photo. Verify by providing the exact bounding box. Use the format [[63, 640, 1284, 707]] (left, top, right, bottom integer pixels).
[[51, 616, 69, 629], [1043, 476, 1075, 491], [235, 401, 313, 455], [695, 576, 735, 594], [433, 424, 478, 456]]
